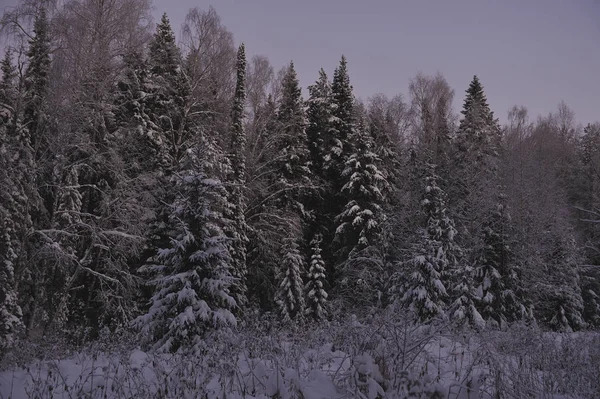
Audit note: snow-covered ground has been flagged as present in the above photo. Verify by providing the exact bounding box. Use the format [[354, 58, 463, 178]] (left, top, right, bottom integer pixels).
[[1, 311, 598, 398]]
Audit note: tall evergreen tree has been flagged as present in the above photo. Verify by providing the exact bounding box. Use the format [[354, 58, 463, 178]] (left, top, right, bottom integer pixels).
[[135, 139, 236, 353], [145, 12, 184, 169], [271, 61, 311, 211], [306, 68, 332, 176], [304, 234, 328, 321], [275, 238, 305, 322], [402, 167, 457, 322], [539, 230, 586, 332], [0, 84, 25, 351], [23, 6, 51, 156], [149, 13, 180, 77], [324, 56, 355, 184], [475, 191, 528, 327], [333, 127, 386, 262], [227, 43, 249, 308], [0, 49, 16, 128]]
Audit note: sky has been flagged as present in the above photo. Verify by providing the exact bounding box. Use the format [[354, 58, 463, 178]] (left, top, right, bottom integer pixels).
[[1, 0, 599, 124]]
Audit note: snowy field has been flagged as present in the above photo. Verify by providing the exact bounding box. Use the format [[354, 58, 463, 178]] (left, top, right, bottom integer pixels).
[[1, 310, 598, 399]]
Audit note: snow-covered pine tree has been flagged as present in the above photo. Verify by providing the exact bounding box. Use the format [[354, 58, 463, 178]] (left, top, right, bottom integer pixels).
[[324, 56, 355, 186], [0, 49, 16, 128], [306, 68, 332, 177], [541, 230, 586, 332], [275, 238, 305, 322], [455, 75, 500, 164], [334, 126, 387, 262], [145, 12, 182, 169], [475, 191, 528, 328], [402, 166, 456, 322], [304, 234, 328, 321], [271, 61, 311, 212], [451, 75, 501, 236], [304, 68, 335, 282], [0, 79, 24, 352], [23, 6, 51, 157], [226, 43, 249, 308], [135, 137, 237, 353], [149, 13, 180, 77], [366, 95, 404, 192]]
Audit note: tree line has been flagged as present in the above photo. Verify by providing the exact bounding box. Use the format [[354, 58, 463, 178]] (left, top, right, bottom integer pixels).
[[0, 0, 599, 355]]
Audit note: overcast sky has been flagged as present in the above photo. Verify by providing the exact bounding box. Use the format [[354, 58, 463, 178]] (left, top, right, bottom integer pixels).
[[1, 0, 599, 124]]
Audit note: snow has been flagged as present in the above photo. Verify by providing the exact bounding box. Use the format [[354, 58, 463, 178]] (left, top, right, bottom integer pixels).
[[2, 323, 598, 399]]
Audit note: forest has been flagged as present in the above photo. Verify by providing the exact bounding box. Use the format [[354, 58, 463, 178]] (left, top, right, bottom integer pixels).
[[0, 0, 599, 398]]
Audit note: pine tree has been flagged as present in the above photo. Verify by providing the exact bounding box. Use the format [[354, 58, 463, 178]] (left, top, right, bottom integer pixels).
[[455, 76, 500, 161], [402, 169, 456, 322], [304, 234, 328, 321], [0, 49, 16, 127], [475, 191, 528, 327], [324, 56, 355, 184], [145, 13, 183, 169], [227, 43, 249, 308], [334, 127, 386, 262], [306, 68, 333, 175], [135, 139, 237, 353], [448, 262, 485, 329], [23, 7, 51, 155], [271, 61, 311, 211], [541, 231, 586, 332], [452, 75, 501, 203], [149, 13, 180, 77], [0, 121, 24, 352], [304, 68, 335, 277], [275, 238, 305, 322]]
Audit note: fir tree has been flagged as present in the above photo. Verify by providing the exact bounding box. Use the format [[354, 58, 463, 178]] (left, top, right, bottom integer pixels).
[[0, 126, 24, 352], [306, 68, 332, 176], [304, 234, 328, 321], [324, 55, 355, 183], [149, 13, 180, 77], [402, 166, 459, 323], [271, 61, 311, 211], [145, 13, 184, 169], [275, 238, 305, 322], [334, 127, 386, 262], [475, 191, 528, 327], [304, 69, 335, 277], [541, 231, 586, 332], [455, 76, 500, 160], [135, 139, 237, 353], [227, 43, 249, 308], [23, 7, 51, 154], [0, 49, 16, 127]]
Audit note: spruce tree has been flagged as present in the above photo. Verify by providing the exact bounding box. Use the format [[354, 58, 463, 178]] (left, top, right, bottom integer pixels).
[[304, 69, 335, 277], [0, 49, 16, 127], [149, 13, 180, 77], [402, 167, 456, 322], [324, 55, 355, 184], [145, 12, 183, 169], [542, 231, 586, 332], [275, 238, 305, 322], [23, 7, 51, 155], [306, 68, 332, 176], [475, 191, 528, 327], [227, 43, 249, 308], [135, 139, 236, 353], [0, 113, 24, 352], [272, 61, 311, 211], [334, 127, 386, 262], [304, 234, 328, 321]]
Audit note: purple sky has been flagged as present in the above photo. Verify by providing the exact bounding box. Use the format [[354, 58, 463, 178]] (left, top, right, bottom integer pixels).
[[2, 0, 599, 124]]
